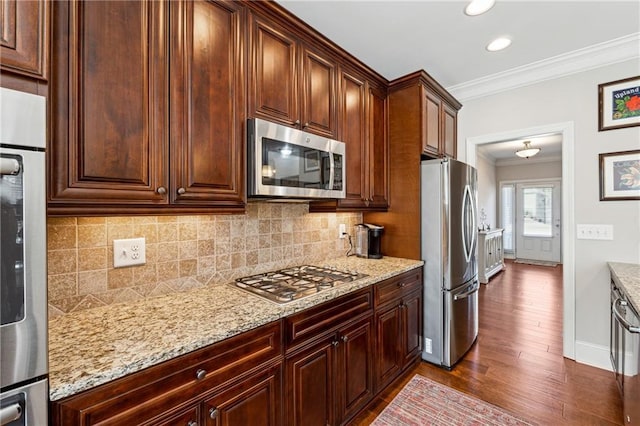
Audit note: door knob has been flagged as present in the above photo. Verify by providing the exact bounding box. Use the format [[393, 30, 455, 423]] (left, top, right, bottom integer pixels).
[[177, 187, 186, 195]]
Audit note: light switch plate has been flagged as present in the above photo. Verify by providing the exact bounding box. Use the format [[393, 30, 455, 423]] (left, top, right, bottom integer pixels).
[[113, 237, 146, 267], [576, 224, 613, 240]]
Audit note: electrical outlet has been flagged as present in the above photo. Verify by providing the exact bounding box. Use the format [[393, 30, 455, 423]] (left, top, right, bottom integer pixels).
[[339, 223, 346, 239], [113, 237, 146, 268], [424, 337, 432, 354]]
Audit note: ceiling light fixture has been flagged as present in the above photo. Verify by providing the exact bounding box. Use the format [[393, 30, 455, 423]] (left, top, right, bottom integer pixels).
[[515, 141, 541, 159], [486, 37, 512, 52], [464, 0, 495, 16]]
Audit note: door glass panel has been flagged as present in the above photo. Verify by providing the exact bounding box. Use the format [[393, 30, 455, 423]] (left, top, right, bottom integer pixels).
[[1, 154, 25, 325], [522, 186, 553, 237], [500, 184, 515, 252]]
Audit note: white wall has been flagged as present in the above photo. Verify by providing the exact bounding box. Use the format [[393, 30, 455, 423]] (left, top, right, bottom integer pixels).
[[496, 160, 562, 182], [457, 59, 640, 370], [476, 153, 497, 229]]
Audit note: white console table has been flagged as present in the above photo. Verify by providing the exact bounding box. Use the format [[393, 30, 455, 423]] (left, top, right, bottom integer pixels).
[[478, 228, 505, 284]]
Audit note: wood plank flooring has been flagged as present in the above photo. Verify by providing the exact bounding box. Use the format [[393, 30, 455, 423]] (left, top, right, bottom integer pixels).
[[352, 260, 623, 425]]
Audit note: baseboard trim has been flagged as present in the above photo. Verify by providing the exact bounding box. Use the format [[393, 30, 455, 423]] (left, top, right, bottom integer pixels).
[[573, 340, 637, 374]]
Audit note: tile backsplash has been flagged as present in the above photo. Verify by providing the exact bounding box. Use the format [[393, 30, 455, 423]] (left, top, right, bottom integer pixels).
[[47, 203, 362, 318]]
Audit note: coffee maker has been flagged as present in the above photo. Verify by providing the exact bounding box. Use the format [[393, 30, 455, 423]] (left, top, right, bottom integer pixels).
[[354, 224, 384, 259]]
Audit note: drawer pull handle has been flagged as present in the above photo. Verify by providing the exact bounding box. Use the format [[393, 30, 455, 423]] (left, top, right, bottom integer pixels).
[[332, 340, 339, 347], [196, 369, 206, 380], [187, 421, 197, 426], [341, 335, 348, 343], [209, 407, 219, 419]]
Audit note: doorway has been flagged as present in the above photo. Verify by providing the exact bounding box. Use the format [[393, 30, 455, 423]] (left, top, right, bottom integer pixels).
[[465, 121, 576, 360]]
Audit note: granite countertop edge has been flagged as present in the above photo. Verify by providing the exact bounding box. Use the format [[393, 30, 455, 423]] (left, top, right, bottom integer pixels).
[[48, 256, 423, 401], [608, 261, 640, 313]]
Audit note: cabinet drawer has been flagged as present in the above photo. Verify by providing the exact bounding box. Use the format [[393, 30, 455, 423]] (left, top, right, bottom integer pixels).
[[51, 321, 283, 426], [374, 269, 422, 307], [285, 287, 372, 350]]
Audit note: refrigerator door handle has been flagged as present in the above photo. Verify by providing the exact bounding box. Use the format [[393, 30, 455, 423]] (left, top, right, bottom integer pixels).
[[461, 184, 476, 263], [454, 281, 480, 301]]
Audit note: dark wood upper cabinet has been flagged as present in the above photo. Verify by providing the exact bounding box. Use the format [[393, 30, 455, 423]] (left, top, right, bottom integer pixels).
[[0, 0, 48, 79], [169, 0, 245, 206], [49, 0, 245, 215], [367, 84, 389, 209], [248, 11, 337, 138]]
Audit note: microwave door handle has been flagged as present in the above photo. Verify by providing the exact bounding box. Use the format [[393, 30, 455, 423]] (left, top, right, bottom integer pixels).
[[613, 298, 640, 333], [328, 153, 334, 190]]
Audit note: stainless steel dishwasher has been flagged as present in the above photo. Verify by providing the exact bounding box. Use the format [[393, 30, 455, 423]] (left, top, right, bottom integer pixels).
[[611, 278, 640, 425]]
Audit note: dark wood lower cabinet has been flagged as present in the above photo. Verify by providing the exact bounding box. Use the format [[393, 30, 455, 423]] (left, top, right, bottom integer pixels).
[[50, 269, 423, 426]]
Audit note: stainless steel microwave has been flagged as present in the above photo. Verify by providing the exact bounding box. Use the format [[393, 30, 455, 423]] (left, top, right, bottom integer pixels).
[[247, 118, 346, 199]]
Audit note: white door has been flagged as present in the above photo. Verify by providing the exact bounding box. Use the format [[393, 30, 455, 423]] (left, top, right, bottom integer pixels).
[[515, 181, 561, 262]]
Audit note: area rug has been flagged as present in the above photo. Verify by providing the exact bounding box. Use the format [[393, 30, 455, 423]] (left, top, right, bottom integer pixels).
[[513, 259, 558, 267], [371, 375, 535, 426]]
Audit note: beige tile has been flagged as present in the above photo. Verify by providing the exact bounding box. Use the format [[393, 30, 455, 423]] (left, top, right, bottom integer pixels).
[[158, 222, 178, 242], [107, 268, 134, 289], [230, 220, 245, 238], [214, 240, 230, 255], [246, 250, 259, 266], [259, 220, 270, 234], [216, 254, 231, 271], [197, 256, 216, 275], [246, 236, 259, 250], [77, 217, 106, 225], [270, 234, 282, 247], [47, 225, 76, 250], [197, 240, 215, 257], [133, 263, 157, 285], [107, 224, 135, 242], [270, 204, 282, 218], [231, 237, 245, 252], [258, 248, 270, 264], [48, 249, 77, 275], [48, 217, 76, 226], [179, 222, 197, 241], [258, 203, 270, 217], [133, 224, 159, 244], [156, 242, 179, 262], [259, 235, 271, 249], [215, 220, 231, 239], [197, 222, 216, 240], [177, 215, 199, 223], [77, 224, 107, 248], [271, 219, 282, 233], [282, 219, 294, 233], [158, 215, 178, 223], [78, 270, 108, 295], [231, 252, 245, 269], [48, 304, 65, 319], [179, 259, 197, 277], [48, 295, 84, 313], [107, 217, 133, 225], [132, 216, 157, 224], [78, 247, 107, 271], [48, 273, 78, 300], [179, 240, 198, 260], [71, 295, 107, 312], [157, 261, 180, 281], [245, 219, 259, 236], [271, 246, 283, 261]]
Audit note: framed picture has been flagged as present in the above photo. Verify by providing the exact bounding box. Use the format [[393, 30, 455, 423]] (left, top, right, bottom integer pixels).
[[599, 150, 640, 201], [598, 76, 640, 131], [304, 150, 320, 172]]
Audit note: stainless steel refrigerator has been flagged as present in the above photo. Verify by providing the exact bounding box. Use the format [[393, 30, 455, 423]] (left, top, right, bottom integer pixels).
[[421, 158, 479, 368]]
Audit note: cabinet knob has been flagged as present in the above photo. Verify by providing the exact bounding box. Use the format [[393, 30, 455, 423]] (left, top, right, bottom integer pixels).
[[332, 340, 339, 347], [341, 335, 348, 343], [303, 122, 309, 127], [209, 407, 219, 419], [156, 186, 167, 195], [196, 369, 206, 380], [398, 281, 407, 287], [177, 187, 186, 195], [187, 422, 197, 426]]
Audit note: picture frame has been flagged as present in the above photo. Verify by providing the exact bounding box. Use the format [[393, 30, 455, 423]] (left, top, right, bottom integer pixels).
[[599, 150, 640, 201], [304, 150, 320, 172], [598, 76, 640, 131]]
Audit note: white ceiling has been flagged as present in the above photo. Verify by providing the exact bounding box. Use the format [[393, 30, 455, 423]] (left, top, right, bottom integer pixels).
[[277, 0, 640, 162]]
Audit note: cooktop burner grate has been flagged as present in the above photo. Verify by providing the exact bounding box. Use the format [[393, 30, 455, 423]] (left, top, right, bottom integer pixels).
[[234, 265, 367, 304]]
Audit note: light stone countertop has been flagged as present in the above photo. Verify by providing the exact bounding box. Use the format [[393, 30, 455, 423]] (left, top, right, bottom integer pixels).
[[48, 256, 423, 401], [608, 262, 640, 313]]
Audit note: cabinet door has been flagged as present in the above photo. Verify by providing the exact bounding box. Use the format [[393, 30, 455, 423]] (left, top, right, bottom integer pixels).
[[421, 86, 441, 157], [368, 85, 388, 210], [301, 46, 337, 138], [143, 404, 201, 426], [0, 0, 47, 79], [249, 13, 298, 127], [204, 363, 282, 426], [285, 334, 337, 426], [374, 303, 401, 391], [338, 318, 374, 423], [401, 291, 423, 366], [337, 68, 367, 209], [442, 102, 457, 159], [170, 0, 245, 207], [49, 0, 168, 205]]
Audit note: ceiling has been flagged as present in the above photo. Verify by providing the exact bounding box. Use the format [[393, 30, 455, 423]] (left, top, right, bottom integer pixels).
[[277, 0, 640, 163]]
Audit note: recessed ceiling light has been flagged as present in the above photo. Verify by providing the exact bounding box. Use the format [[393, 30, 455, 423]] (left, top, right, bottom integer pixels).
[[486, 37, 512, 52], [465, 0, 496, 16]]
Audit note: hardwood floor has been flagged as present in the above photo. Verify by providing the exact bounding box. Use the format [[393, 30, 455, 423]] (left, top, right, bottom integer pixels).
[[352, 260, 623, 425]]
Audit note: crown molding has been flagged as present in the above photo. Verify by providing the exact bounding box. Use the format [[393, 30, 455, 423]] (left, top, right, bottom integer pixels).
[[447, 33, 640, 102]]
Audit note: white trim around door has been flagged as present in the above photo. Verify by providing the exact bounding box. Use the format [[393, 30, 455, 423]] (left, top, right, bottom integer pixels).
[[465, 121, 576, 360]]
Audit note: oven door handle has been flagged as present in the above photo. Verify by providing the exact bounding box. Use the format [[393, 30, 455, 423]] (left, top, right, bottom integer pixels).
[[0, 403, 22, 426], [613, 298, 640, 334]]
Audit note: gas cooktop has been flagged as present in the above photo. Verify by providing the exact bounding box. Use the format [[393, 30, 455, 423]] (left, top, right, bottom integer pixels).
[[234, 265, 368, 304]]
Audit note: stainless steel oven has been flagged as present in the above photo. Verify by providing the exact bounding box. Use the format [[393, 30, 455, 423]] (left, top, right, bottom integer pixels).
[[0, 88, 48, 425], [247, 118, 346, 200], [611, 278, 640, 425]]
